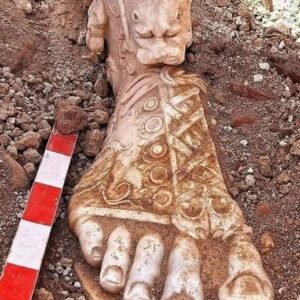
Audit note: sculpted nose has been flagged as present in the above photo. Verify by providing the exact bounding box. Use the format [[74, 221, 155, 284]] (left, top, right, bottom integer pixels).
[[153, 22, 171, 38]]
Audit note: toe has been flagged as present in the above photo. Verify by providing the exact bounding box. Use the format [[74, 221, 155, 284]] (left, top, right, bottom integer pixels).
[[100, 226, 131, 294], [161, 236, 204, 300], [76, 218, 104, 267], [219, 234, 274, 300], [124, 234, 164, 300]]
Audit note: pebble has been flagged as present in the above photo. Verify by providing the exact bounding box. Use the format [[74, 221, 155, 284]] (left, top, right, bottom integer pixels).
[[278, 41, 285, 50], [55, 102, 87, 134], [83, 129, 104, 157], [23, 162, 37, 180], [258, 156, 273, 177], [290, 140, 300, 157], [43, 82, 54, 95], [16, 131, 41, 150], [258, 62, 270, 71], [93, 109, 109, 125], [74, 281, 82, 288], [23, 148, 42, 165], [253, 74, 264, 82], [240, 139, 248, 147], [261, 233, 275, 253], [13, 0, 32, 13], [279, 140, 287, 147], [245, 174, 255, 186], [34, 288, 54, 300], [269, 46, 279, 54], [94, 75, 109, 98]]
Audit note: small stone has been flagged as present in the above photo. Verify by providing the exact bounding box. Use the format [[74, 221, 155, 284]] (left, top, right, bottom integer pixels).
[[278, 184, 290, 195], [0, 83, 10, 95], [72, 90, 90, 101], [23, 148, 42, 165], [16, 131, 41, 150], [2, 67, 11, 73], [94, 75, 109, 98], [279, 140, 287, 147], [1, 151, 29, 189], [253, 74, 264, 82], [253, 38, 264, 48], [216, 0, 230, 6], [278, 41, 285, 50], [269, 46, 278, 54], [186, 52, 196, 63], [83, 129, 104, 157], [0, 134, 12, 147], [258, 156, 273, 177], [261, 233, 275, 253], [259, 63, 270, 71], [35, 288, 54, 300], [290, 140, 300, 157], [93, 109, 109, 125], [55, 102, 87, 134], [13, 0, 32, 13], [61, 257, 73, 268], [38, 120, 51, 130], [240, 139, 248, 147], [274, 20, 290, 36], [24, 162, 37, 180], [245, 174, 255, 186], [7, 145, 18, 160], [39, 128, 52, 140], [277, 172, 290, 184], [74, 281, 82, 288], [43, 82, 54, 95]]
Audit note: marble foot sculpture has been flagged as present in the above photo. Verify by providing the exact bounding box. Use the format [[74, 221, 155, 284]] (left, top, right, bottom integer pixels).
[[68, 0, 274, 299]]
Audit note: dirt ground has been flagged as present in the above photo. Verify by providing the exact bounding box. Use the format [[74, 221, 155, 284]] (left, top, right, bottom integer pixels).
[[0, 0, 299, 299]]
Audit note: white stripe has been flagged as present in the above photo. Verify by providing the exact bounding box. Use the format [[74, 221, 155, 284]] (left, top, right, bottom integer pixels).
[[7, 220, 51, 270], [35, 150, 71, 188]]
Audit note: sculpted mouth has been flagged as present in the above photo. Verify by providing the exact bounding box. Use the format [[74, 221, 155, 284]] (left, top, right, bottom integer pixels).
[[137, 48, 184, 65]]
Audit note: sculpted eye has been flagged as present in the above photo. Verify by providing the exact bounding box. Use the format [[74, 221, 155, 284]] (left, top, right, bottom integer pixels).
[[175, 9, 182, 21], [132, 11, 139, 22], [139, 31, 154, 38]]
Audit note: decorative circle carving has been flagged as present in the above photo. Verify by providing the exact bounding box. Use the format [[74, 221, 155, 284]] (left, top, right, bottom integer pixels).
[[211, 197, 232, 215], [144, 97, 158, 111], [145, 117, 163, 133], [153, 190, 173, 210], [180, 198, 204, 218], [150, 166, 169, 184], [150, 142, 167, 158]]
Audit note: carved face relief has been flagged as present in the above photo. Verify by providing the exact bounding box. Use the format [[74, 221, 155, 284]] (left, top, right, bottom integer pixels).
[[125, 0, 193, 65]]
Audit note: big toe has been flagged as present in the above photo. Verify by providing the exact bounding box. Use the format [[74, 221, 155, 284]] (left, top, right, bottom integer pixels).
[[76, 218, 104, 267]]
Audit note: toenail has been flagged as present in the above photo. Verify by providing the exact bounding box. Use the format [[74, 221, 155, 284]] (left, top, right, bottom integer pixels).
[[102, 266, 123, 284]]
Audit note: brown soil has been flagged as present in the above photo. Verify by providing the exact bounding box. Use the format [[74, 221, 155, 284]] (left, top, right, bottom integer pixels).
[[0, 0, 299, 299]]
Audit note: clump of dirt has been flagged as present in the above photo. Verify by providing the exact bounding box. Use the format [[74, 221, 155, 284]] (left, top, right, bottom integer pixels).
[[0, 0, 299, 299]]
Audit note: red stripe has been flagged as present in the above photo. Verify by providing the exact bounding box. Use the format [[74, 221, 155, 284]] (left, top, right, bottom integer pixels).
[[47, 129, 77, 156], [22, 183, 61, 226], [0, 264, 37, 300]]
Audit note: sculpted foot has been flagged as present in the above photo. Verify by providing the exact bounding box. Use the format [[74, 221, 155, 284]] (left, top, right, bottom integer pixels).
[[68, 0, 274, 298], [219, 235, 274, 300]]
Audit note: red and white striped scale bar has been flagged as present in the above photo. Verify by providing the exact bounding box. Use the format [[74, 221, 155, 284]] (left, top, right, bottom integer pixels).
[[0, 127, 78, 300]]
